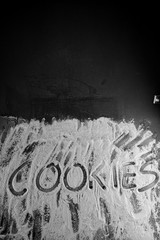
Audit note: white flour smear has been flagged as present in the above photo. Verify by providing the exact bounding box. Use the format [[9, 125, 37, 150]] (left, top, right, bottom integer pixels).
[[0, 117, 160, 240]]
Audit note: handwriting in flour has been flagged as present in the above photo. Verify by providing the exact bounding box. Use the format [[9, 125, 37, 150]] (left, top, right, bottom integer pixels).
[[138, 160, 159, 192], [63, 163, 87, 191], [8, 161, 31, 196], [122, 160, 159, 192], [7, 127, 160, 196], [115, 128, 159, 192], [8, 159, 159, 196], [36, 162, 61, 193]]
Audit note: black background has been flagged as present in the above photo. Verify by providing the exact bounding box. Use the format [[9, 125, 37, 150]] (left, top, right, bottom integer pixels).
[[1, 4, 159, 136]]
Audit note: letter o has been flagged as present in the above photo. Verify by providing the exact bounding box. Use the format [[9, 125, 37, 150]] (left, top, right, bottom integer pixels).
[[63, 163, 87, 191], [36, 162, 61, 192]]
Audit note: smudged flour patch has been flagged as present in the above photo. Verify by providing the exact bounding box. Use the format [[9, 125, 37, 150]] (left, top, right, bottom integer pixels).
[[0, 117, 159, 240]]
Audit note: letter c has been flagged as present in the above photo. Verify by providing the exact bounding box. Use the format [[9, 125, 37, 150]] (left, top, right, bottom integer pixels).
[[8, 161, 31, 196]]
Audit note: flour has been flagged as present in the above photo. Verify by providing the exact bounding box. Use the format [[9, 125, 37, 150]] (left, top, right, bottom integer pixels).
[[0, 117, 160, 240]]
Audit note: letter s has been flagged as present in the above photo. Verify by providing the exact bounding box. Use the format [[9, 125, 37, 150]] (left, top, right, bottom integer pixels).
[[138, 160, 159, 192]]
